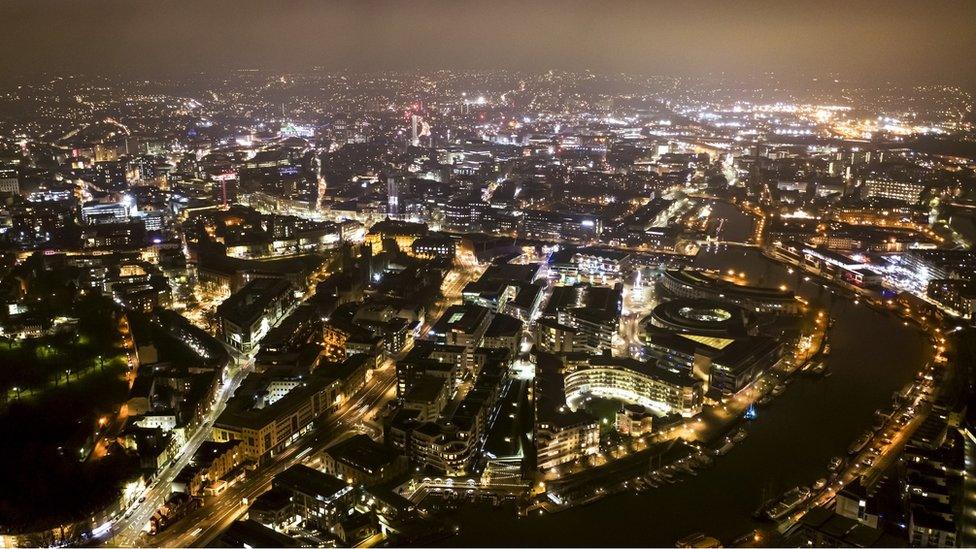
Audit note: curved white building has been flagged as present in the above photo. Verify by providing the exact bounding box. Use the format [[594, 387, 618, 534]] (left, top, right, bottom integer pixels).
[[563, 355, 703, 417]]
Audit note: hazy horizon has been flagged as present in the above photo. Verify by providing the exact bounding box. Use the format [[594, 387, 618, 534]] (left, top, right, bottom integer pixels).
[[2, 0, 975, 88]]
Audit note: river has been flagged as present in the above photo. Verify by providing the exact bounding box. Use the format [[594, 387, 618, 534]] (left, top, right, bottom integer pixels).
[[441, 203, 929, 546]]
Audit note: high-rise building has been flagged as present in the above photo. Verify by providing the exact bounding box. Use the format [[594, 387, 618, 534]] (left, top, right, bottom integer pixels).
[[863, 178, 925, 203], [0, 164, 19, 194]]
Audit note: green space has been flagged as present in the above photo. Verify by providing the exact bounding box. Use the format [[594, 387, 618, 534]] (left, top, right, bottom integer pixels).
[[0, 257, 139, 533], [0, 361, 137, 532], [581, 397, 624, 435], [0, 331, 127, 406]]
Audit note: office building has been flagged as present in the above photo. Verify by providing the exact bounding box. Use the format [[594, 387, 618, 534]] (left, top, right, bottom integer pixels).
[[217, 278, 295, 354], [320, 434, 407, 486]]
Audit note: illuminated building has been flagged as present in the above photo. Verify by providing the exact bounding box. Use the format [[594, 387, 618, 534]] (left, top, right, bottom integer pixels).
[[429, 304, 494, 376], [902, 428, 958, 548], [534, 318, 585, 354], [506, 284, 544, 321], [560, 307, 618, 354], [462, 263, 545, 319], [707, 336, 783, 395], [408, 422, 471, 476], [840, 267, 883, 287], [216, 277, 295, 354], [462, 279, 520, 312], [405, 353, 509, 476], [112, 279, 172, 312], [0, 164, 19, 194], [322, 317, 385, 363], [364, 219, 428, 253], [387, 175, 408, 217], [521, 209, 602, 242], [410, 234, 456, 259], [834, 479, 880, 529], [823, 225, 922, 253], [213, 367, 350, 463], [563, 354, 703, 417], [545, 283, 622, 354], [863, 177, 925, 204], [443, 199, 473, 231], [926, 279, 975, 318], [320, 434, 407, 486], [267, 464, 355, 529], [259, 305, 322, 355], [82, 221, 146, 249], [903, 249, 976, 283], [402, 374, 450, 421], [549, 247, 632, 283], [829, 201, 927, 229], [535, 408, 600, 471], [184, 440, 244, 496], [94, 159, 128, 188], [908, 513, 956, 549], [645, 299, 750, 338], [642, 299, 784, 396], [395, 342, 465, 400], [82, 201, 131, 224], [532, 354, 600, 470], [479, 206, 520, 234], [660, 269, 801, 315], [481, 313, 523, 357], [616, 403, 654, 437]]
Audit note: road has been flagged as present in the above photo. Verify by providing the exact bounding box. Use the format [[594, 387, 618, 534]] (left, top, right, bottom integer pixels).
[[104, 253, 355, 546], [141, 260, 484, 546], [146, 361, 398, 547], [617, 268, 658, 358], [106, 357, 251, 546]]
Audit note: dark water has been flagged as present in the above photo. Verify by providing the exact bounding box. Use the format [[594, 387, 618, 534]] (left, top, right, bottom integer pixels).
[[710, 200, 756, 243], [443, 207, 930, 547]]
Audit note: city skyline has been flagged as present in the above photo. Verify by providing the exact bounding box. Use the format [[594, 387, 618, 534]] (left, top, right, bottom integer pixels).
[[0, 3, 975, 548]]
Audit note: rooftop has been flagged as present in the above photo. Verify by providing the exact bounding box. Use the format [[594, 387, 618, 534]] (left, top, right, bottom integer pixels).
[[430, 303, 492, 336], [274, 464, 349, 499], [664, 269, 797, 303], [214, 520, 299, 548], [215, 368, 339, 431], [323, 434, 401, 476], [484, 313, 523, 338], [216, 277, 293, 328]]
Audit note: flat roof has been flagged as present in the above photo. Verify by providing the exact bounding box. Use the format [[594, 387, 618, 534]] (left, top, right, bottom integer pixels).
[[215, 520, 299, 548], [535, 358, 598, 428], [215, 368, 339, 431], [274, 464, 348, 499], [197, 247, 326, 279], [324, 434, 400, 475], [537, 317, 576, 333], [404, 374, 448, 405], [480, 263, 541, 284], [216, 277, 292, 327], [369, 219, 429, 237], [713, 336, 781, 371], [431, 303, 491, 336], [511, 284, 542, 309], [485, 313, 523, 338]]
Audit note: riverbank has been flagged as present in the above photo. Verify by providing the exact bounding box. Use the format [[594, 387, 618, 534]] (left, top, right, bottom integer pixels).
[[441, 244, 928, 547]]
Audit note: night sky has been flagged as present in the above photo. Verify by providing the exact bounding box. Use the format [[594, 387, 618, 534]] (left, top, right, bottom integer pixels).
[[2, 0, 975, 85]]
